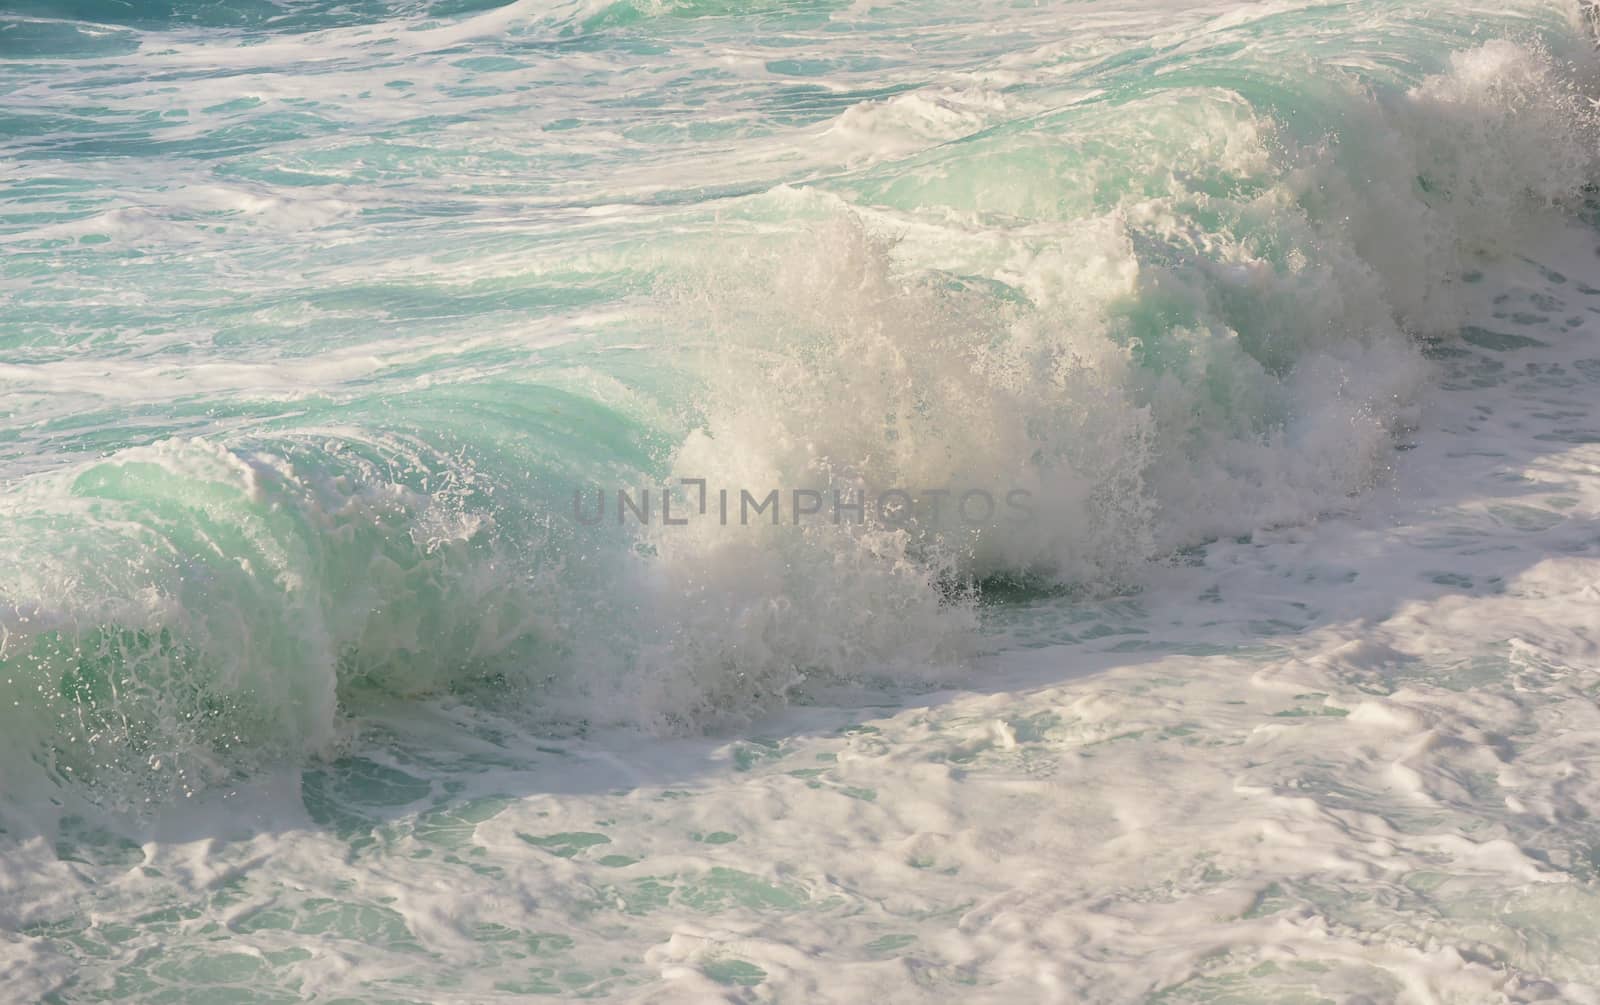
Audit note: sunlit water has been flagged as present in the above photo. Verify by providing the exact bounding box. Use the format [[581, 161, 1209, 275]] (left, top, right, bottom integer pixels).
[[4, 0, 1600, 1000]]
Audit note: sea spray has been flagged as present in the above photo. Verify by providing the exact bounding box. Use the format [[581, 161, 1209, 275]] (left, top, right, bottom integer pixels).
[[0, 1, 1597, 803]]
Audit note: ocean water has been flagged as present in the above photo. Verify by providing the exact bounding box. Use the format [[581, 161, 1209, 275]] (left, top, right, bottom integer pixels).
[[4, 0, 1600, 1000]]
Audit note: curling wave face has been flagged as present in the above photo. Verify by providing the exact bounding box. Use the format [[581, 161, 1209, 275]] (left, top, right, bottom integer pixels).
[[1, 0, 1597, 801]]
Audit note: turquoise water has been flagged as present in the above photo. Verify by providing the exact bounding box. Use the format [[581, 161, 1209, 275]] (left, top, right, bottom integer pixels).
[[4, 0, 1600, 1000]]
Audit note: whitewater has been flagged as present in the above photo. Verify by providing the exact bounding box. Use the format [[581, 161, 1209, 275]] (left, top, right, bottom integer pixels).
[[3, 0, 1600, 1000]]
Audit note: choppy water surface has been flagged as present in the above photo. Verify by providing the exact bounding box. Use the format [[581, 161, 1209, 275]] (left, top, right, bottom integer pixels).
[[3, 0, 1600, 1000]]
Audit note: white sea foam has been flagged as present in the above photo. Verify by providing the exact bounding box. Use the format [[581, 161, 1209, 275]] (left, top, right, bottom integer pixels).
[[4, 0, 1600, 999]]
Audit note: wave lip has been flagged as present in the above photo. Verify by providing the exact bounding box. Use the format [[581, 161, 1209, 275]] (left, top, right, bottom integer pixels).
[[2, 4, 1598, 802]]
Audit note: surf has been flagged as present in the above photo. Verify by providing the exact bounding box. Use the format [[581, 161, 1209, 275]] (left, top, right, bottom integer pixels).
[[1, 0, 1597, 809]]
